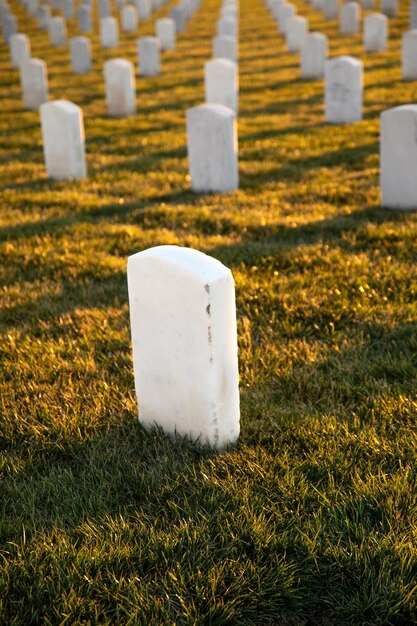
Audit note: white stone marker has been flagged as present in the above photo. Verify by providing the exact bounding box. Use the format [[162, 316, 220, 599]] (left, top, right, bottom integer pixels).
[[127, 245, 240, 448], [217, 16, 236, 36], [411, 0, 417, 28], [63, 0, 74, 19], [380, 0, 397, 17], [138, 0, 151, 19], [364, 13, 387, 52], [402, 30, 417, 80], [170, 6, 186, 33], [325, 56, 363, 123], [40, 100, 86, 180], [286, 15, 308, 52], [212, 34, 236, 61], [2, 15, 17, 44], [156, 17, 176, 50], [10, 33, 30, 68], [340, 2, 360, 34], [98, 0, 110, 18], [204, 58, 238, 113], [100, 16, 119, 48], [27, 0, 38, 17], [324, 0, 338, 20], [361, 0, 375, 8], [138, 36, 160, 75], [121, 5, 138, 31], [380, 105, 417, 209], [48, 16, 67, 46], [278, 2, 296, 34], [186, 104, 238, 193], [104, 58, 136, 116], [20, 57, 48, 109], [37, 5, 50, 29], [70, 36, 91, 73], [300, 32, 328, 79], [78, 5, 92, 32]]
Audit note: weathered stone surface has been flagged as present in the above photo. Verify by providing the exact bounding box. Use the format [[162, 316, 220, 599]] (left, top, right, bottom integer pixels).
[[127, 245, 240, 448]]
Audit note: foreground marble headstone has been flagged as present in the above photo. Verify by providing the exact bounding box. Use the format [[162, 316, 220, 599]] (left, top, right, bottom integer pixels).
[[20, 57, 48, 109], [70, 36, 92, 73], [138, 36, 160, 75], [48, 16, 67, 46], [380, 105, 417, 209], [104, 58, 136, 116], [325, 55, 363, 123], [340, 2, 360, 34], [300, 31, 328, 79], [186, 103, 238, 192], [364, 13, 387, 52], [127, 245, 240, 448], [286, 15, 308, 52], [212, 34, 236, 61], [204, 58, 238, 113], [156, 17, 176, 50], [402, 30, 417, 80], [10, 33, 30, 68], [40, 100, 87, 179], [122, 5, 138, 32], [100, 16, 119, 48]]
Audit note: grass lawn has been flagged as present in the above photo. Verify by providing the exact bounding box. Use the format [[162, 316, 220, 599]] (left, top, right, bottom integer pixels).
[[1, 0, 417, 622]]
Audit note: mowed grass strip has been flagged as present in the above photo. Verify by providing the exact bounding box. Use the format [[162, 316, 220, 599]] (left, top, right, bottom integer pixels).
[[1, 0, 417, 622]]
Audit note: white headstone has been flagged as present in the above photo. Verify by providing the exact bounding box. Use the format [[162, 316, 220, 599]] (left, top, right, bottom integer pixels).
[[380, 0, 397, 17], [63, 0, 74, 19], [48, 16, 67, 46], [98, 0, 110, 18], [402, 30, 417, 80], [2, 14, 17, 43], [10, 33, 30, 68], [380, 104, 417, 209], [137, 0, 151, 19], [70, 36, 91, 73], [170, 6, 186, 33], [361, 0, 375, 8], [411, 0, 417, 28], [138, 36, 160, 75], [300, 31, 328, 79], [323, 0, 338, 19], [204, 58, 238, 113], [104, 58, 136, 116], [100, 16, 119, 48], [212, 34, 237, 61], [278, 2, 296, 34], [325, 55, 363, 123], [40, 100, 87, 180], [186, 104, 238, 193], [121, 4, 138, 31], [364, 13, 388, 52], [78, 4, 92, 32], [286, 15, 308, 52], [339, 2, 360, 34], [127, 245, 240, 448], [20, 57, 48, 109], [27, 0, 39, 16], [37, 4, 50, 28], [217, 16, 236, 36], [155, 17, 176, 50]]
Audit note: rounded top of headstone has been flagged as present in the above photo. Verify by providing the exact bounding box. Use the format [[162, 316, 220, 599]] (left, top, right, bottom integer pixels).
[[187, 102, 236, 119], [105, 57, 133, 69], [205, 57, 236, 69], [308, 31, 327, 41], [327, 55, 362, 67], [381, 104, 417, 120], [40, 99, 81, 115], [128, 246, 232, 283]]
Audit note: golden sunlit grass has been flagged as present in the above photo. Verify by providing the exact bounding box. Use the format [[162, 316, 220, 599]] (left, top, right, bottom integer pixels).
[[1, 0, 417, 622]]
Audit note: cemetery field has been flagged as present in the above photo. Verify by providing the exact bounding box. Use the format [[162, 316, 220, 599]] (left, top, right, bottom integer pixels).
[[1, 0, 417, 622]]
